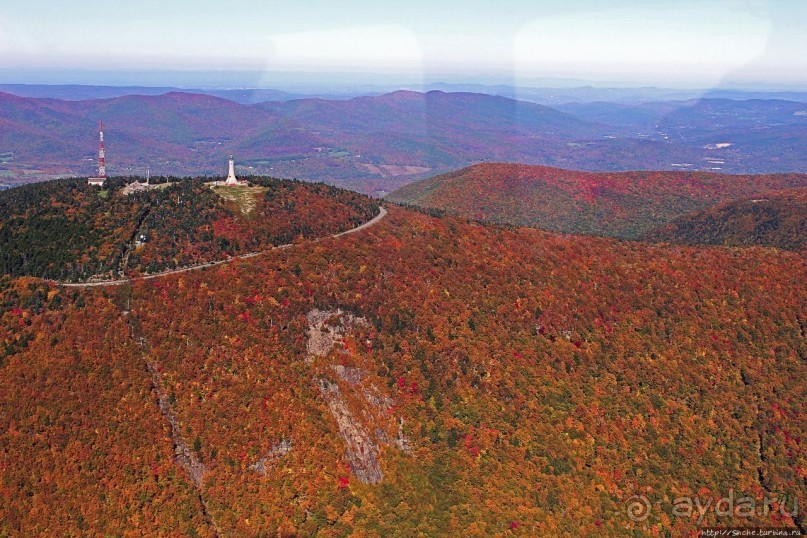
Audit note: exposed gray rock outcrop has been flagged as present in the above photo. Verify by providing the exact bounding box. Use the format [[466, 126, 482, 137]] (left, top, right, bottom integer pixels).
[[305, 308, 368, 362], [306, 308, 410, 485], [250, 438, 293, 475], [318, 379, 383, 484]]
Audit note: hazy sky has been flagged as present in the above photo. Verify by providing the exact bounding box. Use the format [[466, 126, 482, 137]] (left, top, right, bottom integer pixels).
[[1, 0, 805, 88]]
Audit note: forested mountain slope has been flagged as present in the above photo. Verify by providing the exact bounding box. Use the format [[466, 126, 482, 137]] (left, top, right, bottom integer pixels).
[[645, 187, 807, 250], [0, 177, 378, 282], [1, 205, 804, 536], [387, 163, 807, 239]]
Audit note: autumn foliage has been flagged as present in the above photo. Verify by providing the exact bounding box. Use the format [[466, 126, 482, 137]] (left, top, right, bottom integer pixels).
[[646, 187, 807, 250], [387, 163, 807, 239], [0, 176, 378, 282], [0, 201, 804, 536]]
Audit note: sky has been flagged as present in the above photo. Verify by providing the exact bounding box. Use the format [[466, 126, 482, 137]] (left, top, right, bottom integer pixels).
[[0, 0, 805, 89]]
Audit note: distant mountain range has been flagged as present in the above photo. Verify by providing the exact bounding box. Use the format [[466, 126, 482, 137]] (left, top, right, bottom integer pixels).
[[386, 163, 807, 239], [0, 84, 350, 103], [4, 83, 807, 105], [1, 89, 806, 194]]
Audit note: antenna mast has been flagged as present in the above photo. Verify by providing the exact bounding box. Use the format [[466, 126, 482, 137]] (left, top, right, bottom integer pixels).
[[98, 121, 106, 178]]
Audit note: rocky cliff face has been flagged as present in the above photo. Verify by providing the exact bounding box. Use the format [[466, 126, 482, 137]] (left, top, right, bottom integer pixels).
[[305, 308, 367, 361], [317, 378, 384, 484], [306, 308, 410, 484]]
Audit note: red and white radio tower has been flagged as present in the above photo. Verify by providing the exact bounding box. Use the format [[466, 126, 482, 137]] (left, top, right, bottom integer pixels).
[[88, 121, 107, 186]]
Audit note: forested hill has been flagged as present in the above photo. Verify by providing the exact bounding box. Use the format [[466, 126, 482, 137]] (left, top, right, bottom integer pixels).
[[0, 204, 804, 536], [645, 187, 807, 250], [0, 177, 378, 282], [386, 163, 807, 239]]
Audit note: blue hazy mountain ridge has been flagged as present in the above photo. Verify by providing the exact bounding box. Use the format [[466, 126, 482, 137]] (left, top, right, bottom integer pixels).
[[3, 83, 807, 105], [0, 84, 359, 104], [0, 89, 805, 193]]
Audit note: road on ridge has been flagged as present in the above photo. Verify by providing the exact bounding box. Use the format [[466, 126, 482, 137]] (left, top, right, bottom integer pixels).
[[58, 206, 387, 289]]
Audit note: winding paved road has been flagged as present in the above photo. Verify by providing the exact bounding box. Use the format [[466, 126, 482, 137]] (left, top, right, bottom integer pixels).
[[58, 206, 387, 288]]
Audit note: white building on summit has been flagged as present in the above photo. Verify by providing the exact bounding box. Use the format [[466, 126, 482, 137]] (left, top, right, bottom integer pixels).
[[215, 155, 247, 186], [226, 154, 238, 184]]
